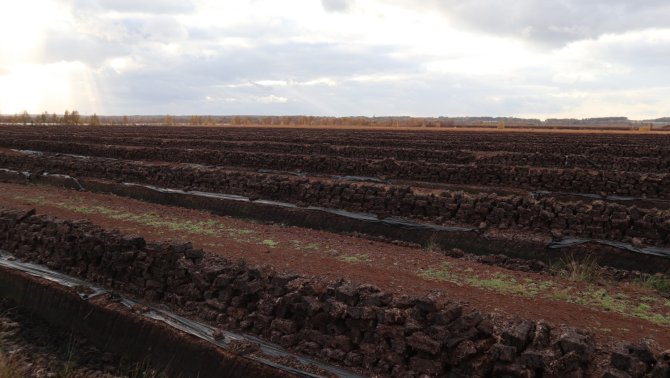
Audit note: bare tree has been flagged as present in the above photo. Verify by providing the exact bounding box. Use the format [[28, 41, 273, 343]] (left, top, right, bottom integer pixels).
[[70, 110, 80, 125], [20, 110, 30, 125], [88, 113, 101, 126]]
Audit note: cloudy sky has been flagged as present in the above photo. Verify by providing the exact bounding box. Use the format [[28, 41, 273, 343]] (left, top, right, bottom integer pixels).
[[1, 0, 669, 119]]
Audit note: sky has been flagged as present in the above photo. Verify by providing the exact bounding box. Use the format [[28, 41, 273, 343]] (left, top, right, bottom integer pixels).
[[0, 0, 669, 119]]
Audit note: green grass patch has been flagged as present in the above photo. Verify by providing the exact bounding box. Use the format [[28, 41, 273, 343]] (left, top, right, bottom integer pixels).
[[640, 295, 657, 303], [289, 240, 320, 251], [338, 254, 370, 263], [11, 196, 257, 239], [463, 274, 555, 298], [417, 263, 450, 281], [521, 279, 554, 297], [592, 289, 628, 313], [567, 287, 670, 325], [632, 303, 670, 325], [466, 274, 516, 291], [12, 195, 49, 205], [413, 262, 670, 325], [548, 288, 572, 302], [261, 239, 279, 248], [636, 303, 652, 312]]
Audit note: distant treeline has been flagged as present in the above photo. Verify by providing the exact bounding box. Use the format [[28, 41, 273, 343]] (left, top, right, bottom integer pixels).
[[0, 112, 667, 128], [0, 111, 100, 126]]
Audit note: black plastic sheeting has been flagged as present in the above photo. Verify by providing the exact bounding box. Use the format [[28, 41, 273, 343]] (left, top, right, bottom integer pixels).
[[13, 149, 117, 163], [38, 172, 85, 191], [533, 190, 670, 204], [12, 149, 43, 156], [0, 250, 362, 378], [0, 251, 106, 300], [380, 216, 476, 232], [547, 238, 670, 259], [306, 206, 477, 233], [258, 169, 307, 177], [0, 165, 84, 191], [255, 199, 299, 209], [257, 169, 388, 184], [333, 175, 389, 184], [14, 149, 86, 160], [123, 184, 251, 203], [121, 183, 477, 233], [0, 168, 30, 180]]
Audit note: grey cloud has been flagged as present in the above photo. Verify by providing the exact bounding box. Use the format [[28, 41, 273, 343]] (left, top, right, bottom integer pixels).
[[321, 0, 354, 12], [421, 0, 670, 46], [98, 69, 203, 114], [40, 13, 188, 66], [594, 37, 670, 68], [141, 17, 189, 42], [174, 43, 413, 83], [93, 41, 418, 114], [249, 81, 274, 90], [96, 48, 570, 117], [222, 77, 567, 117]]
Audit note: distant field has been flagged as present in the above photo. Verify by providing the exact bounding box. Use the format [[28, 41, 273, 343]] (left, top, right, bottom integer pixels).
[[0, 124, 669, 377]]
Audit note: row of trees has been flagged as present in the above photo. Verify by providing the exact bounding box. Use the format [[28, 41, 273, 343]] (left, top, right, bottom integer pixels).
[[4, 113, 585, 128], [0, 112, 462, 127], [0, 110, 100, 126]]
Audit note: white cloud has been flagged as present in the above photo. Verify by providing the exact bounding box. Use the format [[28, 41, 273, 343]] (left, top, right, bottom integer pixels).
[[106, 56, 143, 74], [257, 95, 289, 104]]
